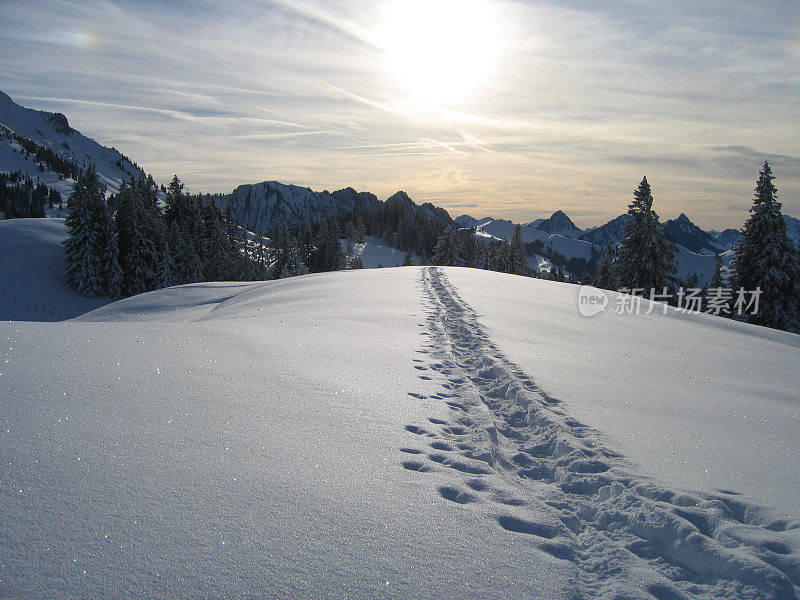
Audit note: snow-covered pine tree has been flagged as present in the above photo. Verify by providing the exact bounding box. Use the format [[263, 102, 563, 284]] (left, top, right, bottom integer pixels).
[[115, 178, 152, 296], [508, 224, 529, 276], [199, 200, 232, 281], [101, 210, 123, 298], [433, 228, 464, 266], [253, 232, 269, 281], [709, 254, 724, 290], [63, 164, 117, 297], [592, 245, 617, 290], [157, 236, 175, 289], [730, 162, 800, 330], [616, 176, 677, 297], [164, 175, 193, 228]]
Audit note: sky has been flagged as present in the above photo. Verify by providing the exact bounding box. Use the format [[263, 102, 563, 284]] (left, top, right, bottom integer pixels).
[[1, 0, 799, 228]]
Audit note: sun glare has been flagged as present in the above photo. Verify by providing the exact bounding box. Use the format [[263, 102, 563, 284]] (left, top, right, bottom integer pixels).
[[378, 0, 500, 108]]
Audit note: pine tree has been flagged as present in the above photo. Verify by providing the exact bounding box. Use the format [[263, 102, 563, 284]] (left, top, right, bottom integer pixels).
[[157, 236, 175, 289], [63, 164, 119, 297], [200, 200, 231, 281], [616, 177, 677, 297], [253, 232, 269, 280], [115, 178, 158, 296], [730, 162, 800, 330], [433, 229, 464, 266], [402, 251, 413, 266], [508, 224, 529, 276], [592, 245, 617, 290], [709, 254, 724, 289]]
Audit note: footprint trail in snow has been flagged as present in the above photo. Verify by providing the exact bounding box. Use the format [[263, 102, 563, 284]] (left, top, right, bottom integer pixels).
[[403, 267, 800, 600]]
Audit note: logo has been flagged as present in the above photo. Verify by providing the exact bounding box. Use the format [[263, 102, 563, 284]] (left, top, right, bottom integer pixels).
[[578, 286, 608, 317]]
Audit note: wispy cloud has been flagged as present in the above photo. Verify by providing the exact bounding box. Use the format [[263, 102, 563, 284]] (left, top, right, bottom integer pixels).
[[1, 0, 798, 228]]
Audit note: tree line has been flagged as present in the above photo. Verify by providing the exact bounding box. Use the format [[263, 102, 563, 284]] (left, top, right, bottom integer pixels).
[[0, 170, 62, 219]]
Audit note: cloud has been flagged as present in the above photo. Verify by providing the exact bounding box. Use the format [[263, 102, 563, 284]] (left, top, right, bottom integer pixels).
[[1, 0, 798, 228]]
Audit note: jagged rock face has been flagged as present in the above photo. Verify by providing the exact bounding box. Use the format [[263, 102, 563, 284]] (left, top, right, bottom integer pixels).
[[46, 112, 72, 135], [534, 210, 583, 237], [218, 182, 453, 235], [579, 214, 632, 246], [218, 181, 379, 233], [662, 213, 725, 255]]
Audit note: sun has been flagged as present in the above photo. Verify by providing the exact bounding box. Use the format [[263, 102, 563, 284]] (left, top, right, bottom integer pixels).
[[377, 0, 500, 108]]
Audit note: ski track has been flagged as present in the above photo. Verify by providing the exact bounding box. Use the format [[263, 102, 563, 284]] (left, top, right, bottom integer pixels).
[[403, 267, 800, 600]]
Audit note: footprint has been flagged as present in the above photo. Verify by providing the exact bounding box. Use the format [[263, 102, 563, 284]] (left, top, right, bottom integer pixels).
[[438, 486, 477, 504], [466, 479, 488, 491], [430, 441, 453, 451], [400, 448, 423, 454], [428, 417, 447, 425], [407, 392, 426, 399], [405, 425, 429, 435], [495, 515, 558, 539], [443, 426, 465, 436], [402, 461, 431, 472]]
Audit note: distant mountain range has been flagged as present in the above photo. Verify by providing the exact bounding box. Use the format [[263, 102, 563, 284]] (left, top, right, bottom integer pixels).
[[2, 89, 799, 288]]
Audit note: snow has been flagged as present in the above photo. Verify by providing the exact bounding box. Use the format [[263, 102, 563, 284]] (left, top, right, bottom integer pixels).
[[527, 253, 554, 275], [348, 235, 417, 268], [2, 222, 799, 598], [476, 219, 597, 260], [0, 218, 111, 320], [1, 269, 571, 599], [447, 268, 800, 516], [674, 244, 718, 287]]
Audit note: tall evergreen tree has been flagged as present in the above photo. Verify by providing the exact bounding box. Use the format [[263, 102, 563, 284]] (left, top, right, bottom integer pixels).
[[157, 236, 175, 289], [63, 164, 120, 297], [730, 162, 800, 330], [592, 245, 617, 290], [508, 224, 529, 276], [115, 178, 159, 296], [616, 176, 677, 297], [432, 228, 464, 266]]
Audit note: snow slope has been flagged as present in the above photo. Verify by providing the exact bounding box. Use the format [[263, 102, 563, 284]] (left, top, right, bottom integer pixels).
[[476, 218, 597, 260], [348, 235, 418, 268], [0, 218, 111, 320], [2, 267, 799, 599], [448, 269, 800, 515]]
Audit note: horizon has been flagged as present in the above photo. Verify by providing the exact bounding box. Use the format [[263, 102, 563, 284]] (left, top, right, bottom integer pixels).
[[1, 0, 799, 229]]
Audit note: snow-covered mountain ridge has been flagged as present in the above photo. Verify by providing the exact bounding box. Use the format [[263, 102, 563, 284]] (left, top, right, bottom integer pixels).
[[215, 182, 452, 234], [0, 90, 143, 196]]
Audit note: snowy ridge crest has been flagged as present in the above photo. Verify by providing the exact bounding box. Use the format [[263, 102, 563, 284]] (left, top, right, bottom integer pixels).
[[0, 90, 143, 195]]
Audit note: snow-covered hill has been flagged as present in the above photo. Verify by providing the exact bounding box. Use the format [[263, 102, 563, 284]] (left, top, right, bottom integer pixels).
[[476, 218, 597, 261], [0, 218, 111, 320], [0, 90, 143, 196], [2, 267, 799, 599]]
